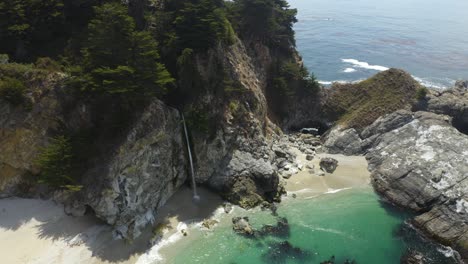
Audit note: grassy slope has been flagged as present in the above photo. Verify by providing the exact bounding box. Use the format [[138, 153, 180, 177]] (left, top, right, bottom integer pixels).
[[324, 68, 422, 130]]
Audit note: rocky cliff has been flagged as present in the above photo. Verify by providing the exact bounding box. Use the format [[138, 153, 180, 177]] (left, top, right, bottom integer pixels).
[[323, 77, 468, 261], [0, 35, 308, 239]]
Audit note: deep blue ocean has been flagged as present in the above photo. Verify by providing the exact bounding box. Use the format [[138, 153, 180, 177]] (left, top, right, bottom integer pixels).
[[288, 0, 468, 88]]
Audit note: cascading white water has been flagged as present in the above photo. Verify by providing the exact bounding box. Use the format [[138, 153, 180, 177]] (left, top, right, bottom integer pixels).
[[181, 113, 200, 202]]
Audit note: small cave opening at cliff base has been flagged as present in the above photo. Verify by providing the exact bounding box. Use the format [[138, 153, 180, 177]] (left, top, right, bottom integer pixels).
[[288, 120, 330, 136], [452, 117, 468, 135]]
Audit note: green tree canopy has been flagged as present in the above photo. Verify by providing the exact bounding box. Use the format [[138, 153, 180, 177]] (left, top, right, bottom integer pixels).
[[229, 0, 297, 49], [174, 0, 236, 51], [79, 2, 174, 95], [0, 0, 66, 61]]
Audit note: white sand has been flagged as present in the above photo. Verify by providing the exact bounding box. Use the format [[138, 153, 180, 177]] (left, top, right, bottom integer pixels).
[[0, 198, 142, 264], [0, 187, 224, 264], [0, 148, 371, 264], [285, 148, 371, 197]]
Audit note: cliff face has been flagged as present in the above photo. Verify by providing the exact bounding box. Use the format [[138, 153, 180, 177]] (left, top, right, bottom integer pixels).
[[0, 69, 66, 197], [322, 76, 468, 261], [0, 31, 309, 238], [0, 68, 188, 239]]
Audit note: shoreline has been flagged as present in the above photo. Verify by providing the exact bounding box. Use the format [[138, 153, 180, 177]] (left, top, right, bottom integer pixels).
[[0, 152, 372, 264]]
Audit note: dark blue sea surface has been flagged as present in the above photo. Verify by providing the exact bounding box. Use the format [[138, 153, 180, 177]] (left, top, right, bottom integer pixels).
[[289, 0, 468, 88]]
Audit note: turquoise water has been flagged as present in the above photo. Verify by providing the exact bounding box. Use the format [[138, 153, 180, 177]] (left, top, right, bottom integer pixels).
[[170, 188, 455, 264], [289, 0, 468, 88]]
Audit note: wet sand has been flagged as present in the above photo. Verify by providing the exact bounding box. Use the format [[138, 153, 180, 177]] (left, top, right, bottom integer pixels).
[[0, 187, 224, 264], [0, 149, 371, 264], [285, 148, 371, 196]]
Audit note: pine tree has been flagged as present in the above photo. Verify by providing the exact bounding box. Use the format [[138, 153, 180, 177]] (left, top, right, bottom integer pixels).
[[80, 3, 173, 95]]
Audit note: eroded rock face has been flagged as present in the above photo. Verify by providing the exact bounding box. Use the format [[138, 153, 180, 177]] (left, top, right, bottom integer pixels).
[[83, 100, 187, 239], [365, 111, 468, 260], [322, 110, 468, 260], [323, 127, 362, 155], [416, 80, 468, 134]]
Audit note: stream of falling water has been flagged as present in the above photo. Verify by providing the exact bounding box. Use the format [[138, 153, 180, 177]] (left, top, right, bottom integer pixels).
[[181, 113, 200, 201]]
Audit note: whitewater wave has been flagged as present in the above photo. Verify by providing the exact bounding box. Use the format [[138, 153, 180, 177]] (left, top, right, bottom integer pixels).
[[318, 80, 348, 85], [297, 224, 357, 241], [325, 187, 352, 194], [343, 68, 357, 73], [135, 222, 188, 264], [412, 76, 451, 89], [437, 245, 456, 258], [342, 58, 389, 71]]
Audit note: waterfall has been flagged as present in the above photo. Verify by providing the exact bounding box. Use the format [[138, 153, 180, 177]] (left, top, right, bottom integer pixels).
[[181, 113, 200, 202]]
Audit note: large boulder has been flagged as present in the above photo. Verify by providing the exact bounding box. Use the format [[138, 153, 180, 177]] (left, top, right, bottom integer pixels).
[[232, 216, 254, 236], [322, 127, 363, 155], [362, 110, 468, 260], [220, 151, 280, 208], [319, 157, 339, 173]]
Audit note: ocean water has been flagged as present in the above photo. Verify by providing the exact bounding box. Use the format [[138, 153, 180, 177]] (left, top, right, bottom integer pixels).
[[288, 0, 468, 88], [169, 188, 456, 264]]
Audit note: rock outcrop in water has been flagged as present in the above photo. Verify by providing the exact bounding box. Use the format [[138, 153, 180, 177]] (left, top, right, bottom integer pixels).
[[324, 109, 468, 261]]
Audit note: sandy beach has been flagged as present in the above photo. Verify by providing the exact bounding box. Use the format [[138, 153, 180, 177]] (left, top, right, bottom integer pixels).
[[284, 148, 370, 195], [0, 150, 371, 264]]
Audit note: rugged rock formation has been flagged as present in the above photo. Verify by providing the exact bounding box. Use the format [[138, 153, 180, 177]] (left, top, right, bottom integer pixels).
[[82, 100, 187, 239], [0, 36, 305, 238], [415, 80, 468, 134], [323, 110, 468, 260]]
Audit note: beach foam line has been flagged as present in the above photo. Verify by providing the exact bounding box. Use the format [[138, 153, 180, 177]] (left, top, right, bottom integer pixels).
[[325, 187, 352, 194], [342, 58, 389, 71], [135, 223, 187, 264]]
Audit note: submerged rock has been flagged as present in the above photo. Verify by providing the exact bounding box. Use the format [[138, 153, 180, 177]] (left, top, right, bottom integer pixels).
[[202, 219, 219, 229], [232, 217, 254, 236], [319, 157, 338, 173], [400, 249, 426, 264], [223, 203, 233, 214], [261, 241, 312, 264], [320, 256, 357, 264], [257, 217, 290, 238]]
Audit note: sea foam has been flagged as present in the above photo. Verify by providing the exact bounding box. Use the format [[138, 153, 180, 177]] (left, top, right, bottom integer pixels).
[[342, 59, 389, 71], [343, 68, 357, 73], [135, 223, 187, 264]]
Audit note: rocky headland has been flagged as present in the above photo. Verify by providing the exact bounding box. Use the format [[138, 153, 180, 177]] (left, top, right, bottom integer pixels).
[[0, 0, 467, 262], [323, 77, 468, 262]]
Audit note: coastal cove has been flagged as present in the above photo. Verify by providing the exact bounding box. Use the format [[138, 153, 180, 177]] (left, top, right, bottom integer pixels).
[[153, 141, 459, 264], [1, 0, 468, 263]]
